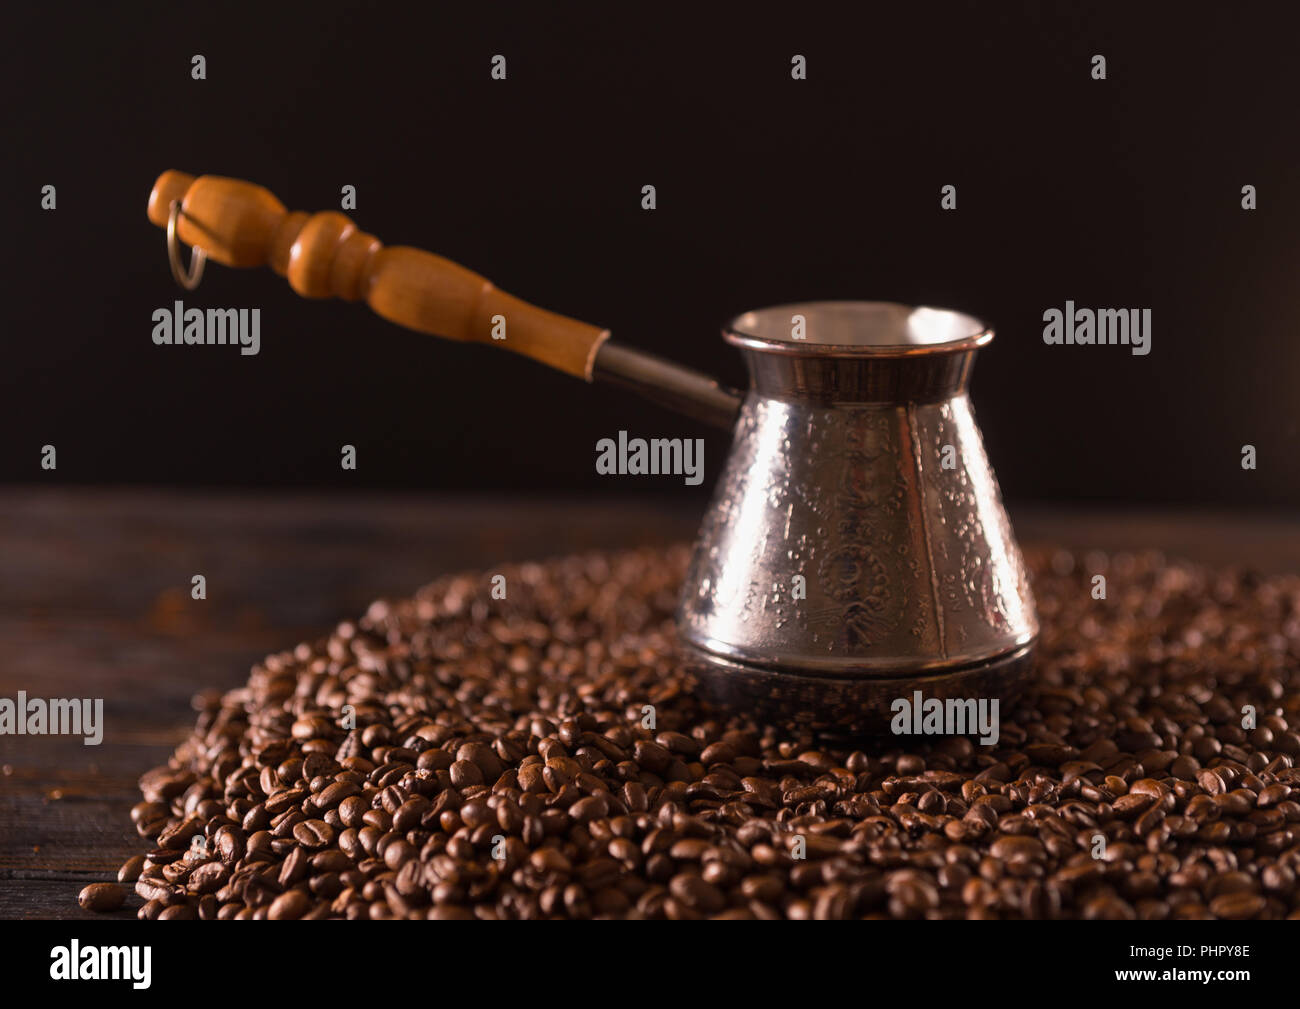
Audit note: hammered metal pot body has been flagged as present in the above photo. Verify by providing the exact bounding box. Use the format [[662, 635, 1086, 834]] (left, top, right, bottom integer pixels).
[[675, 302, 1038, 732]]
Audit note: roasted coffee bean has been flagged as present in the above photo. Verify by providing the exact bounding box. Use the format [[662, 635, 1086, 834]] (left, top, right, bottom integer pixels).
[[384, 840, 417, 871], [1209, 892, 1267, 920], [134, 878, 184, 906], [268, 889, 312, 920], [449, 760, 484, 789], [156, 815, 204, 851], [104, 548, 1300, 920], [78, 882, 126, 912], [316, 781, 361, 810], [570, 795, 609, 823], [338, 795, 369, 829], [265, 788, 307, 816], [669, 872, 725, 913], [293, 819, 336, 848], [989, 835, 1044, 862], [188, 862, 229, 895], [117, 854, 147, 883]]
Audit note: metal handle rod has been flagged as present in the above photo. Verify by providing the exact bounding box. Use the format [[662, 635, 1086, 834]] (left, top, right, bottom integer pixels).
[[592, 342, 743, 430]]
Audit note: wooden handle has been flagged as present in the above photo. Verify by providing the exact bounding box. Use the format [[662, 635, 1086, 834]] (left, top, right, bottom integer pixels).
[[147, 171, 610, 379]]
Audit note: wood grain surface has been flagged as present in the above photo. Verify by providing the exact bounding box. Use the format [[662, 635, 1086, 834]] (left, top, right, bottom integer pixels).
[[147, 172, 611, 378], [1, 489, 1296, 919]]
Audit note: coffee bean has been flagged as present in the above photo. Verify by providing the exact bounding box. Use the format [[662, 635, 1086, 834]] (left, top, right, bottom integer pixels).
[[669, 872, 725, 912], [530, 848, 571, 875], [156, 815, 204, 851], [292, 716, 333, 741], [99, 548, 1300, 920], [1113, 793, 1156, 818], [989, 835, 1044, 862], [134, 878, 184, 906], [1262, 864, 1295, 892], [570, 795, 609, 823], [1083, 896, 1136, 921], [78, 883, 125, 912], [457, 742, 505, 782], [633, 741, 672, 774], [268, 889, 311, 920], [449, 760, 483, 789], [188, 862, 229, 894], [117, 854, 146, 883], [384, 840, 417, 871], [1209, 892, 1266, 920], [293, 819, 336, 848], [316, 780, 362, 809], [265, 788, 307, 815]]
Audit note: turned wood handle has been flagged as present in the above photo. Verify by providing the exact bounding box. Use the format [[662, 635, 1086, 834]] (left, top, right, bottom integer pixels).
[[147, 171, 610, 379]]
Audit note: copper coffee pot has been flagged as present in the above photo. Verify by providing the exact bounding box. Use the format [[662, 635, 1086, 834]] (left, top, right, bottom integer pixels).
[[148, 171, 1038, 734]]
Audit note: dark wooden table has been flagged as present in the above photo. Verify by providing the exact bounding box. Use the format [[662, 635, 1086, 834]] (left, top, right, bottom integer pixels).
[[2, 489, 1297, 919]]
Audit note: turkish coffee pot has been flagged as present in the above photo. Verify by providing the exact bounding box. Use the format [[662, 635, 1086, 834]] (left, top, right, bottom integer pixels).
[[148, 171, 1039, 735]]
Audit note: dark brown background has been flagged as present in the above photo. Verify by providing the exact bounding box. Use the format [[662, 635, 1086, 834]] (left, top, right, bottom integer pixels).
[[4, 1, 1299, 503]]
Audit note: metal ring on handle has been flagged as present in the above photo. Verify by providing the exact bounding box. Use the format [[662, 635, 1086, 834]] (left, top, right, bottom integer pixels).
[[166, 200, 206, 290]]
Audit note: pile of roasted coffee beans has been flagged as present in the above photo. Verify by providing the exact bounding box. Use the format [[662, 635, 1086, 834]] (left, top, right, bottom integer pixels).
[[102, 545, 1299, 919]]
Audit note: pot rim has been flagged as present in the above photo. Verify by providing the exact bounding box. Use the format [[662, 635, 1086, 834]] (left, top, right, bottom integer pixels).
[[724, 300, 994, 358]]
